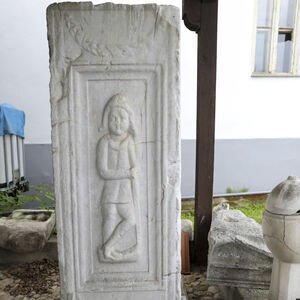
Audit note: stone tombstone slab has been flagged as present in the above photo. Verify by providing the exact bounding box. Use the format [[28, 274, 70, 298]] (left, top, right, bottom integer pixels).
[[47, 2, 180, 299]]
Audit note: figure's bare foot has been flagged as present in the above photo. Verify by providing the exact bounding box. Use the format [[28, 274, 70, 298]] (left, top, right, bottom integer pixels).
[[103, 246, 115, 260], [103, 246, 124, 261], [110, 249, 123, 260]]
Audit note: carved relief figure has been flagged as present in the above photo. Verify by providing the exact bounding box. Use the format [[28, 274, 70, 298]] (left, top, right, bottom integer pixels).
[[96, 94, 139, 262]]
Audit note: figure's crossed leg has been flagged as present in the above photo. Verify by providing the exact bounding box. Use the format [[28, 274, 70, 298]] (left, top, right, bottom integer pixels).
[[103, 203, 136, 261]]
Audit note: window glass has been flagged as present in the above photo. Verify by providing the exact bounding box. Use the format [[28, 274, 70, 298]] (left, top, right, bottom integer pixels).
[[279, 0, 296, 28], [276, 31, 292, 72], [255, 30, 271, 72], [257, 0, 274, 27], [254, 0, 297, 74]]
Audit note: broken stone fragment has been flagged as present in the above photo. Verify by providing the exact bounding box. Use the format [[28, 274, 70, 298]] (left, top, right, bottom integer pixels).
[[181, 219, 193, 240], [207, 204, 273, 289], [0, 209, 55, 253]]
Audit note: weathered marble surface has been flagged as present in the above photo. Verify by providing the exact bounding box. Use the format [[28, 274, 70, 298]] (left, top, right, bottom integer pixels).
[[207, 204, 273, 289], [0, 209, 55, 253], [47, 2, 180, 299]]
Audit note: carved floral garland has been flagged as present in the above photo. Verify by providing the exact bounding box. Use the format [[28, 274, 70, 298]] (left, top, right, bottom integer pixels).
[[64, 13, 141, 59]]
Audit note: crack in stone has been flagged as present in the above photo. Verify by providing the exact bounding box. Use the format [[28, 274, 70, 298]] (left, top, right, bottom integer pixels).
[[282, 217, 300, 255]]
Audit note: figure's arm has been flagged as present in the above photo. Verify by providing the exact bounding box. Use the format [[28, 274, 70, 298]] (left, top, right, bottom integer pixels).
[[96, 137, 131, 180], [128, 139, 139, 179], [128, 139, 139, 208], [128, 139, 137, 168]]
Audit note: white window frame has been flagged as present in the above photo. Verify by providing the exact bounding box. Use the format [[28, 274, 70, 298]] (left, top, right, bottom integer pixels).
[[252, 0, 300, 76]]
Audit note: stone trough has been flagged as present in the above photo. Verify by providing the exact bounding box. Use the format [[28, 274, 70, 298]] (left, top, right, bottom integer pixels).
[[0, 209, 55, 253]]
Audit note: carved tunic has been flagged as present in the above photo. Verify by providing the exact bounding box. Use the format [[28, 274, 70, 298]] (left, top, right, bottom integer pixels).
[[98, 134, 135, 204]]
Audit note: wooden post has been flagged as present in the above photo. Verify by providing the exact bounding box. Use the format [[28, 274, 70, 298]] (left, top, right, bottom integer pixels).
[[182, 0, 218, 266], [181, 230, 191, 274]]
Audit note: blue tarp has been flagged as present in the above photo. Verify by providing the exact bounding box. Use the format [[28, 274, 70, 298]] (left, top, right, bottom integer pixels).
[[0, 103, 25, 138]]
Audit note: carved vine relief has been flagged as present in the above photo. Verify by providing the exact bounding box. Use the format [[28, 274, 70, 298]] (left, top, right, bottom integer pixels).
[[96, 94, 139, 263], [65, 9, 144, 59]]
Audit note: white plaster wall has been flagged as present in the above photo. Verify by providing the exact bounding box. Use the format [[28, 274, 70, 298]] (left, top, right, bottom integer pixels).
[[0, 0, 299, 143], [216, 0, 300, 139]]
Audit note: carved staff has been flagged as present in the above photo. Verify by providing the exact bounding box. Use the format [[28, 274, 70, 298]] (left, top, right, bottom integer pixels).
[[182, 0, 218, 266]]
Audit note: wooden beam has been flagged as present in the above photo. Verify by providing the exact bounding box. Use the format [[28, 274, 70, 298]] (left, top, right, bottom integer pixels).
[[182, 0, 201, 32], [182, 0, 218, 266]]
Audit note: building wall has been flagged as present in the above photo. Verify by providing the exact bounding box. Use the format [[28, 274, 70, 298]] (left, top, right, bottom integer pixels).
[[24, 139, 300, 198], [182, 139, 300, 197], [1, 0, 300, 198], [216, 0, 300, 140], [2, 0, 299, 142]]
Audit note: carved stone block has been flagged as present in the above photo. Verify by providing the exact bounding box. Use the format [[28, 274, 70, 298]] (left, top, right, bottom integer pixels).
[[47, 3, 180, 299], [207, 204, 273, 289]]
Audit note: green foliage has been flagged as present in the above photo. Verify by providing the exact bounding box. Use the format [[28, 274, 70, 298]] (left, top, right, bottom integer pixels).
[[0, 184, 55, 214], [231, 201, 265, 224], [226, 187, 249, 194], [181, 199, 265, 227], [18, 184, 55, 210], [0, 191, 25, 213]]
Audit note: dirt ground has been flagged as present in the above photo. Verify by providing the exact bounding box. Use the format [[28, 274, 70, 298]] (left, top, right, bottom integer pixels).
[[0, 259, 60, 300]]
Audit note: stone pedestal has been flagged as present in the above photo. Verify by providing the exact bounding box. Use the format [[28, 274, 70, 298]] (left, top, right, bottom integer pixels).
[[269, 258, 300, 299], [47, 2, 180, 299], [262, 176, 300, 300]]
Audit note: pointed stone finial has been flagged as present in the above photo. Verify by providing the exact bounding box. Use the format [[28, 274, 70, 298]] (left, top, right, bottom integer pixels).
[[266, 175, 300, 215]]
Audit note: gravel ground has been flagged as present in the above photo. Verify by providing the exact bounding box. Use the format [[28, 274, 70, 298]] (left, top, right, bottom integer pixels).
[[0, 259, 60, 300], [183, 270, 224, 300], [0, 260, 223, 300]]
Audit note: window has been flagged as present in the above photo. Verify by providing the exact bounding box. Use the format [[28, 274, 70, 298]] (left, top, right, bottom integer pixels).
[[253, 0, 299, 75]]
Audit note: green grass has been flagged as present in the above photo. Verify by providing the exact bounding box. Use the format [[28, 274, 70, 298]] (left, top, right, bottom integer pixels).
[[181, 211, 195, 228], [181, 198, 266, 228], [231, 201, 265, 224], [226, 187, 249, 194]]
